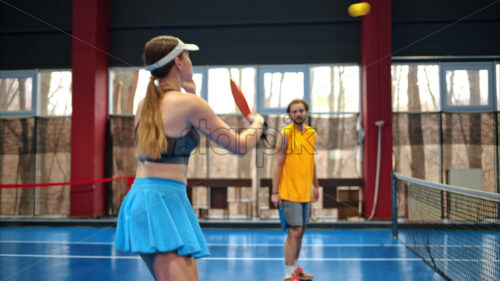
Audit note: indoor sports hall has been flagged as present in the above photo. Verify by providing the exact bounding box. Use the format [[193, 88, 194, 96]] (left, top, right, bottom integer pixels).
[[0, 1, 499, 281]]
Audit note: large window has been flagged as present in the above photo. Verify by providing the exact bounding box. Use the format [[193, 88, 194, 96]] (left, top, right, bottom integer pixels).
[[207, 67, 256, 114], [39, 71, 72, 116], [110, 64, 361, 116], [391, 64, 440, 112], [310, 65, 360, 113]]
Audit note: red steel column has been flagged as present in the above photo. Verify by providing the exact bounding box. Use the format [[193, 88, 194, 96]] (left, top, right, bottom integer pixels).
[[361, 0, 392, 219], [70, 0, 110, 216]]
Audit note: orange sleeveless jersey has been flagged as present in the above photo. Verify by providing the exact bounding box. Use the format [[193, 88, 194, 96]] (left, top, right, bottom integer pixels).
[[278, 123, 317, 202]]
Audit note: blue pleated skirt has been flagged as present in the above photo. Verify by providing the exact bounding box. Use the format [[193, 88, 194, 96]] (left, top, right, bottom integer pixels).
[[114, 177, 209, 258]]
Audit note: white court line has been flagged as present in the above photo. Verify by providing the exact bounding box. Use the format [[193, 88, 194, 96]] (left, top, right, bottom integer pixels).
[[209, 243, 403, 247], [0, 254, 139, 259], [1, 241, 494, 248], [0, 241, 404, 247], [0, 254, 498, 262], [0, 241, 113, 245]]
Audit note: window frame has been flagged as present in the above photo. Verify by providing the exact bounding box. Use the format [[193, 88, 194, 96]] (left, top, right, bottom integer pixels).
[[193, 66, 208, 102], [0, 70, 38, 116], [440, 62, 496, 112], [495, 62, 499, 111], [257, 64, 310, 115], [38, 68, 73, 117]]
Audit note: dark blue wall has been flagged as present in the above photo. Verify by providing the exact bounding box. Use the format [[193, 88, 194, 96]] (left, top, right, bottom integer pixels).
[[0, 0, 72, 69], [0, 0, 499, 70], [392, 0, 500, 57]]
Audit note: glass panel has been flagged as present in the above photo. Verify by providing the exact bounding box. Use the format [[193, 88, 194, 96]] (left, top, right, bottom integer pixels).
[[208, 67, 256, 114], [445, 69, 489, 106], [111, 69, 141, 115], [111, 69, 205, 115], [39, 71, 72, 116], [392, 64, 439, 112], [0, 77, 32, 112], [311, 65, 360, 113], [263, 71, 303, 108], [191, 72, 203, 97]]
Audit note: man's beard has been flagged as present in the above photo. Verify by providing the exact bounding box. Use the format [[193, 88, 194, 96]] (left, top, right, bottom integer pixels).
[[293, 117, 304, 125]]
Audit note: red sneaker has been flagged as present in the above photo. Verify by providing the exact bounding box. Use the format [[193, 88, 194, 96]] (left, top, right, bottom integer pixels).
[[294, 266, 314, 280], [284, 273, 300, 281]]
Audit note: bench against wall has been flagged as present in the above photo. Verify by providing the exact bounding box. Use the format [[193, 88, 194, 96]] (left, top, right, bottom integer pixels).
[[184, 178, 363, 220]]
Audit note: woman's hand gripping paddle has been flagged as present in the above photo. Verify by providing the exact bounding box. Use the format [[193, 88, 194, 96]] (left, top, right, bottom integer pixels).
[[229, 79, 268, 142]]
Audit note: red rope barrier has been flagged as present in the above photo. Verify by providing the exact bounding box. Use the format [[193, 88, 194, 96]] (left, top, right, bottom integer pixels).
[[0, 176, 135, 189]]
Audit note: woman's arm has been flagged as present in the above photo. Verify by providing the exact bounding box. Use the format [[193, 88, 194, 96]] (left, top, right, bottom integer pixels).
[[186, 95, 264, 155]]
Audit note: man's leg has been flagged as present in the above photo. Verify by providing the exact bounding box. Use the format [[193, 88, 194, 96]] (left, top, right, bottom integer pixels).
[[293, 202, 314, 280], [285, 226, 303, 266], [293, 226, 306, 261], [284, 226, 303, 279]]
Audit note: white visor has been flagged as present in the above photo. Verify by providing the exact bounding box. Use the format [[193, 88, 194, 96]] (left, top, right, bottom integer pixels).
[[145, 39, 199, 71]]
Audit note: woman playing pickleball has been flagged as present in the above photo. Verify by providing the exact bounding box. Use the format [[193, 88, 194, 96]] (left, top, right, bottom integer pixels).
[[114, 35, 265, 281]]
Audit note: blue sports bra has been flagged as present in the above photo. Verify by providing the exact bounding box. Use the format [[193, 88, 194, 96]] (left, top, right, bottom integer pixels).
[[138, 127, 200, 165]]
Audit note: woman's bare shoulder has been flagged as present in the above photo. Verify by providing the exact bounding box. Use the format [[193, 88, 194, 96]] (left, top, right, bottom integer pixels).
[[162, 92, 204, 104], [160, 93, 210, 123], [166, 93, 208, 111]]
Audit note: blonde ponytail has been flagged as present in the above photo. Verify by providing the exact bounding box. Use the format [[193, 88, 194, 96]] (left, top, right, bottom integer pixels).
[[135, 77, 167, 158]]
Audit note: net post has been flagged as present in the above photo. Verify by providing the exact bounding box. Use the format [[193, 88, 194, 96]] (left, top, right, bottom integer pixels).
[[391, 171, 398, 238]]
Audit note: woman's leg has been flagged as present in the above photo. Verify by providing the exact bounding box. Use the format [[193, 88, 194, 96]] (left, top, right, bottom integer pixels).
[[154, 251, 199, 281], [139, 253, 157, 280]]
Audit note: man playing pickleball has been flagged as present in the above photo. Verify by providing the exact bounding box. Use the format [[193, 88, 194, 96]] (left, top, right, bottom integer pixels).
[[272, 99, 319, 281]]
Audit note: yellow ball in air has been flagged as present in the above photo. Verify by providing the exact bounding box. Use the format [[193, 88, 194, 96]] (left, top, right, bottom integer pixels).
[[348, 2, 371, 17]]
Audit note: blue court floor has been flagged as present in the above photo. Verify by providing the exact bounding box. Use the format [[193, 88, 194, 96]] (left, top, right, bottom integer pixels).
[[0, 227, 444, 281]]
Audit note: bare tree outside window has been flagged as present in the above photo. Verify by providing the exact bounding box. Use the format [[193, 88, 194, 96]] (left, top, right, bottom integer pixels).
[[407, 65, 425, 179], [392, 64, 439, 181], [445, 69, 489, 107], [111, 70, 139, 115], [208, 67, 256, 114], [392, 65, 439, 112], [263, 71, 303, 109], [310, 65, 359, 113], [0, 78, 32, 112], [39, 72, 72, 116]]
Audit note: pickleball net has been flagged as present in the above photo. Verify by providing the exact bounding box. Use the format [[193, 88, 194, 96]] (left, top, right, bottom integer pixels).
[[392, 172, 500, 281]]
